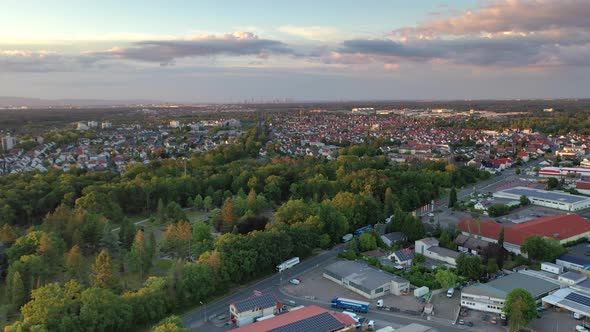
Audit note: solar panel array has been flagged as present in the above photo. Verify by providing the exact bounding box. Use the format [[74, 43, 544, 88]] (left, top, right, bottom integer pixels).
[[268, 312, 345, 332], [503, 187, 587, 203], [395, 249, 413, 262], [234, 293, 277, 312], [565, 292, 590, 307]]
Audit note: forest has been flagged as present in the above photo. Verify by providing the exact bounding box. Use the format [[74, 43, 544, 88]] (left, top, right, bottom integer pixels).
[[0, 127, 490, 331]]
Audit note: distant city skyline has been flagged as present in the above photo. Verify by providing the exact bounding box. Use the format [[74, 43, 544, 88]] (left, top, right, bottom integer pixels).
[[2, 0, 590, 102]]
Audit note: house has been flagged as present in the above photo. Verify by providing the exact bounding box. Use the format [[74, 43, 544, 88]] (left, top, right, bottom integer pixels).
[[324, 260, 410, 298], [390, 248, 414, 267], [229, 293, 283, 327], [380, 232, 407, 247], [229, 305, 357, 332], [415, 238, 459, 267], [458, 215, 590, 255], [454, 234, 490, 256]]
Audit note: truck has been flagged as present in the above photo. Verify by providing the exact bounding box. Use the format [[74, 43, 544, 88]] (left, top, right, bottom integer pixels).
[[342, 233, 353, 243], [354, 225, 373, 236], [276, 257, 300, 272], [331, 297, 370, 313]]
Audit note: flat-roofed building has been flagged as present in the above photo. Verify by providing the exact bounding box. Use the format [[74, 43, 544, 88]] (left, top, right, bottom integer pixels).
[[461, 271, 560, 314], [324, 260, 410, 299], [493, 186, 590, 211]]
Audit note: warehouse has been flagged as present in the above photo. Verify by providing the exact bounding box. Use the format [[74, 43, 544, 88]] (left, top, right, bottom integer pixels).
[[324, 260, 410, 299], [461, 271, 560, 314], [458, 215, 590, 255], [493, 186, 590, 211], [230, 305, 356, 332]]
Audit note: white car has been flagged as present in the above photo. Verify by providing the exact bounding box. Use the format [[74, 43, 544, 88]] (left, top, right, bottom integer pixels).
[[574, 312, 583, 319], [576, 325, 589, 332], [289, 278, 301, 285]]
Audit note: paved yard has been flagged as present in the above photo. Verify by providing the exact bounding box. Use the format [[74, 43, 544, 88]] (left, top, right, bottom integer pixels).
[[457, 308, 506, 332], [530, 308, 586, 332], [430, 293, 460, 321], [281, 263, 424, 312]]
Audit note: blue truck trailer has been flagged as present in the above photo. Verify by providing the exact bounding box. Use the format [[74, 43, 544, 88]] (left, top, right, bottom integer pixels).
[[330, 297, 370, 313], [354, 225, 373, 236]]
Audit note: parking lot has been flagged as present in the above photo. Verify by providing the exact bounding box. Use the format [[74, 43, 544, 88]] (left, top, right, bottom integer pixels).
[[281, 264, 425, 313], [456, 308, 505, 332], [530, 308, 582, 332]]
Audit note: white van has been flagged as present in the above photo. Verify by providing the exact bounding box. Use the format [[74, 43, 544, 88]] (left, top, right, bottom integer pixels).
[[447, 288, 455, 298]]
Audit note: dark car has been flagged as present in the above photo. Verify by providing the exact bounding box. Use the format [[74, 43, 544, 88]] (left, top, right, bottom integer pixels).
[[466, 321, 474, 327]]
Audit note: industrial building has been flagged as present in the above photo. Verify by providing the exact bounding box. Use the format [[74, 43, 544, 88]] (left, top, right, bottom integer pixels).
[[324, 260, 410, 299], [460, 271, 560, 314], [493, 186, 590, 211], [458, 215, 590, 255], [538, 167, 590, 178], [229, 293, 283, 327], [230, 305, 356, 332]]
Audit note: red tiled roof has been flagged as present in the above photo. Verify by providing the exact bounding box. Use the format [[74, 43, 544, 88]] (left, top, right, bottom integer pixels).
[[230, 305, 356, 332], [458, 215, 590, 246]]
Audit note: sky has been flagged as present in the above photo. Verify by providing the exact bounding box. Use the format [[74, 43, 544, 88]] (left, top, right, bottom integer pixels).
[[1, 0, 590, 102]]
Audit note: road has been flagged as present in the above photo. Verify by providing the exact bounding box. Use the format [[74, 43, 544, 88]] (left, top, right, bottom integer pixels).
[[181, 244, 344, 330]]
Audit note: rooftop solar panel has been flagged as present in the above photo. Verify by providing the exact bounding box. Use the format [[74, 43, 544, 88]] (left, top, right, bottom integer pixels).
[[565, 292, 590, 307], [268, 312, 345, 332], [233, 293, 278, 312], [502, 187, 588, 204]]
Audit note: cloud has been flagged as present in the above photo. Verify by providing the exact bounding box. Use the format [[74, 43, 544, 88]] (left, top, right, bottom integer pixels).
[[88, 32, 294, 65], [326, 0, 590, 69], [0, 50, 102, 72], [395, 0, 590, 37], [278, 25, 340, 41]]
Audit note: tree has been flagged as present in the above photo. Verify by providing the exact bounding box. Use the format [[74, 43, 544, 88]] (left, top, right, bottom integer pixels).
[[65, 245, 85, 281], [153, 315, 189, 332], [449, 187, 457, 208], [504, 288, 537, 331], [203, 196, 214, 211], [519, 195, 530, 206], [18, 280, 83, 331], [414, 253, 426, 264], [79, 287, 132, 332], [0, 223, 17, 246], [91, 250, 116, 289], [118, 217, 135, 250], [547, 177, 559, 190], [129, 230, 151, 281], [8, 271, 26, 309], [193, 194, 204, 210], [359, 233, 377, 252], [100, 222, 120, 256], [456, 253, 483, 280], [383, 187, 395, 217], [498, 227, 505, 247], [521, 236, 566, 261], [435, 268, 458, 289]]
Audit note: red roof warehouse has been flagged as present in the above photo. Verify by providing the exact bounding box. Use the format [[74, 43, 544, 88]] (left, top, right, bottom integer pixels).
[[458, 214, 590, 255], [230, 305, 357, 332]]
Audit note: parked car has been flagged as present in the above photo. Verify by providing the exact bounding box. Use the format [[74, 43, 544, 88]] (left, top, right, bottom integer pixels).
[[289, 278, 301, 285], [576, 325, 589, 332], [574, 312, 583, 320], [466, 321, 474, 327], [458, 319, 465, 325]]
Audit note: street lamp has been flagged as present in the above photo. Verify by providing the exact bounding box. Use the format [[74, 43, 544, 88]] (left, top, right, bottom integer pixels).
[[200, 301, 207, 322]]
